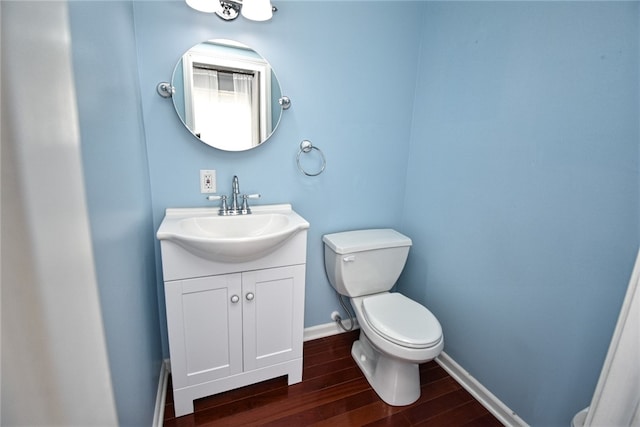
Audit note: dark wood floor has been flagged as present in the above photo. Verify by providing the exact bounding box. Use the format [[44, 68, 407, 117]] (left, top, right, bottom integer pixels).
[[163, 330, 503, 426]]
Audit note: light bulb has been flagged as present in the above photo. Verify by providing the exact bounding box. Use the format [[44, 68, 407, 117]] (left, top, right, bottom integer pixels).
[[186, 0, 220, 13], [241, 0, 273, 21]]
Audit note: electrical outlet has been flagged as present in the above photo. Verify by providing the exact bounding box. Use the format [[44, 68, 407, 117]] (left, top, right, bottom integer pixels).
[[200, 170, 216, 193]]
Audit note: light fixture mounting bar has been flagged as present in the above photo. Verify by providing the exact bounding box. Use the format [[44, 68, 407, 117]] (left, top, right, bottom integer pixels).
[[216, 0, 242, 21]]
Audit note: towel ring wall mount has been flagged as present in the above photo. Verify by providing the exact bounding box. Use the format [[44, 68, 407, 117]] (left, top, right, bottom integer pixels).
[[296, 140, 326, 176]]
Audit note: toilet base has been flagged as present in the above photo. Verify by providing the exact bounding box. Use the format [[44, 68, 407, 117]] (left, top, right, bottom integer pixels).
[[351, 331, 421, 406]]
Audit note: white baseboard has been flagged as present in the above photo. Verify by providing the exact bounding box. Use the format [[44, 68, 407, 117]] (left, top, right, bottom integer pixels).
[[436, 352, 528, 426], [303, 318, 359, 341], [152, 359, 171, 427]]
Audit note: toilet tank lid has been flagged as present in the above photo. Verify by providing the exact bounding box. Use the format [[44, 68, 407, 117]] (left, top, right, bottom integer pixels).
[[322, 229, 412, 254]]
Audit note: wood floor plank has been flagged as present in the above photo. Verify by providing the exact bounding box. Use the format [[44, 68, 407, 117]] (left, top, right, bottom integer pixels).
[[402, 389, 474, 425], [194, 377, 289, 413], [462, 413, 505, 427], [418, 376, 465, 402], [164, 330, 503, 426], [419, 364, 451, 386], [363, 413, 413, 427], [258, 389, 381, 426], [304, 353, 356, 380], [207, 378, 372, 426], [310, 396, 408, 426], [303, 343, 355, 368], [415, 400, 504, 427]]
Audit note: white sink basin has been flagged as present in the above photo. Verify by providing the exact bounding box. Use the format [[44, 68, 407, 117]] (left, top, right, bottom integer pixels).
[[157, 204, 310, 262]]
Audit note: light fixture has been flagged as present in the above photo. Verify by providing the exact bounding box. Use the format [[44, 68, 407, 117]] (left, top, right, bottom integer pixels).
[[185, 0, 276, 22]]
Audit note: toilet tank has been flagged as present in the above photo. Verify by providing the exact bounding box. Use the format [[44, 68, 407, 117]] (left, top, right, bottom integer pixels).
[[323, 229, 412, 297]]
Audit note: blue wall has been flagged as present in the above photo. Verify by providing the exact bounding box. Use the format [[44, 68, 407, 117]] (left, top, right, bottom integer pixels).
[[401, 2, 639, 426], [132, 0, 424, 355], [68, 2, 163, 426], [66, 1, 639, 425]]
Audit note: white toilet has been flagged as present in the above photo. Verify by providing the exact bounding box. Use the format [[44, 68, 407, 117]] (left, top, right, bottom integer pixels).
[[323, 228, 444, 406]]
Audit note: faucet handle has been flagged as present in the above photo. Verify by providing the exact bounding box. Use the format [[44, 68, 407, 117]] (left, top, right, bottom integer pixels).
[[241, 193, 261, 214], [206, 195, 228, 215]]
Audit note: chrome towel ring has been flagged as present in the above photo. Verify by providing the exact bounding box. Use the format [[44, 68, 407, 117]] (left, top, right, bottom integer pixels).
[[296, 140, 326, 176]]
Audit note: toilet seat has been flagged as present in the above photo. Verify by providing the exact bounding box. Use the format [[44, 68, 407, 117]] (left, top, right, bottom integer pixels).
[[362, 293, 442, 349]]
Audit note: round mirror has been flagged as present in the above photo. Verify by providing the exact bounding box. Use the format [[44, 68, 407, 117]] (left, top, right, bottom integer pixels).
[[170, 39, 285, 151]]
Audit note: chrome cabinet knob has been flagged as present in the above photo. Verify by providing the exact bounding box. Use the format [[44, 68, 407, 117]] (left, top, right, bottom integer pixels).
[[230, 295, 240, 303], [245, 292, 255, 301]]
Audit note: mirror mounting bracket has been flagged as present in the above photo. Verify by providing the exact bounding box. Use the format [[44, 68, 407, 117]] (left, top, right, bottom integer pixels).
[[279, 96, 291, 110], [156, 82, 174, 98]]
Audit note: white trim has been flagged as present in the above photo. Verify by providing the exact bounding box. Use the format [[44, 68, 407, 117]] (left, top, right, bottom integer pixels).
[[436, 352, 528, 427], [152, 359, 171, 427], [303, 319, 359, 342], [584, 249, 640, 426]]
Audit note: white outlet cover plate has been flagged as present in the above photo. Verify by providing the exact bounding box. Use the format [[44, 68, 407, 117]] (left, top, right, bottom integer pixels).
[[200, 170, 216, 193]]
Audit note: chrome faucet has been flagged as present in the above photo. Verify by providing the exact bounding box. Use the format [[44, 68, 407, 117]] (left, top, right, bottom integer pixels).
[[230, 175, 241, 215], [206, 175, 260, 215]]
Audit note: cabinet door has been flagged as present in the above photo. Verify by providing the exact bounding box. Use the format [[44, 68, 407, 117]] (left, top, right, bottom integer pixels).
[[165, 273, 242, 388], [242, 265, 305, 371]]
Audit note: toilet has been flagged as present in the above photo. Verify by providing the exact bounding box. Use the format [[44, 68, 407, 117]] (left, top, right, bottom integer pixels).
[[323, 229, 443, 406]]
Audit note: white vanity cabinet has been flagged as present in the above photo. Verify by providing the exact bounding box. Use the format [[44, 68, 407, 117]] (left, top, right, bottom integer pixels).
[[164, 265, 305, 391], [157, 205, 309, 417]]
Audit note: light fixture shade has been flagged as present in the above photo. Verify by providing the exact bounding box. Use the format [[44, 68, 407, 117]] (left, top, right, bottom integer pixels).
[[186, 0, 219, 13], [241, 0, 273, 21]]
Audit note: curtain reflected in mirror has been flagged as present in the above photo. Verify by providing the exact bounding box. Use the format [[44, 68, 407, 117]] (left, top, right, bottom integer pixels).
[[192, 69, 257, 150], [171, 39, 284, 151]]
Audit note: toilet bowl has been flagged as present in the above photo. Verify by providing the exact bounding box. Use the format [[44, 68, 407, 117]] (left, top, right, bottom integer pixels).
[[350, 292, 443, 405], [322, 229, 444, 406]]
